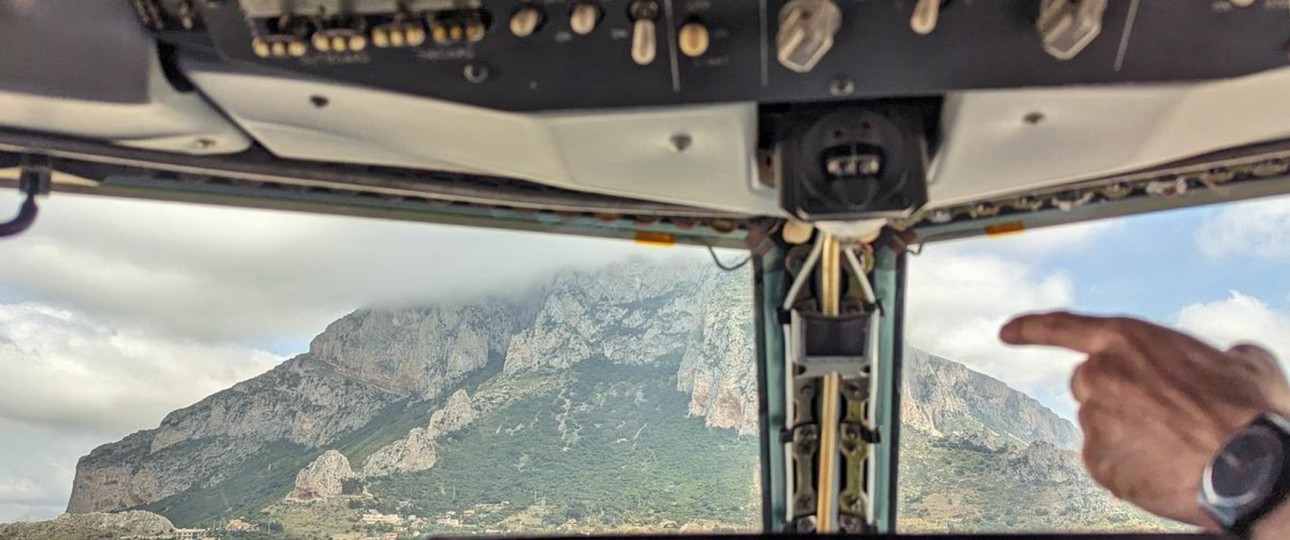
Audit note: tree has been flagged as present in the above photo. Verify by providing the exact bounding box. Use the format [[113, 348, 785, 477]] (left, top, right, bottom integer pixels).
[[341, 478, 365, 495]]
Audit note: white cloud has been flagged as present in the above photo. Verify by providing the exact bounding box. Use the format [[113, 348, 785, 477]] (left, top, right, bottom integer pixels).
[[905, 218, 1126, 419], [0, 419, 104, 522], [1175, 291, 1290, 368], [1194, 196, 1290, 258], [949, 219, 1120, 260], [907, 246, 1084, 418], [0, 477, 39, 501], [0, 192, 680, 347], [909, 203, 1290, 422], [0, 302, 285, 522], [0, 303, 283, 435]]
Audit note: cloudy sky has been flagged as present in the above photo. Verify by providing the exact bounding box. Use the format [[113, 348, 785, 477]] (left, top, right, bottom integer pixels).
[[0, 191, 677, 522], [2, 189, 1290, 522], [907, 195, 1290, 419]]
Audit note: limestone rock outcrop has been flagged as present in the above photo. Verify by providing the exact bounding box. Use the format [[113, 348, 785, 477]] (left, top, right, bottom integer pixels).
[[286, 450, 356, 502]]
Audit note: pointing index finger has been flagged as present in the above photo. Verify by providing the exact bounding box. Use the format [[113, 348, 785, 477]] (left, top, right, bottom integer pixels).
[[999, 311, 1116, 354]]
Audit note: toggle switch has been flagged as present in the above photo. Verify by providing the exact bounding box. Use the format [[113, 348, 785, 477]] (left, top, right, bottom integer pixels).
[[629, 1, 660, 65]]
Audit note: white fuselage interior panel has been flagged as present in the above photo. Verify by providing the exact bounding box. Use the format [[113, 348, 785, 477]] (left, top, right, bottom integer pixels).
[[1, 0, 1289, 217]]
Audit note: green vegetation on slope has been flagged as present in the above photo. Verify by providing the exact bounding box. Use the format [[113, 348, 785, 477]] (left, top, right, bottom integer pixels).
[[898, 428, 1188, 534], [337, 354, 505, 467], [134, 356, 514, 528], [133, 356, 762, 534], [138, 441, 319, 528], [366, 357, 761, 531]]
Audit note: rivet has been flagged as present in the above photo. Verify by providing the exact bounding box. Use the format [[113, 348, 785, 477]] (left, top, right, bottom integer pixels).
[[464, 63, 490, 84], [829, 75, 854, 97], [669, 134, 692, 153]]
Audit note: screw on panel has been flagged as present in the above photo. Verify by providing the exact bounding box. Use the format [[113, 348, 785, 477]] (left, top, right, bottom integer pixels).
[[828, 75, 854, 96], [464, 63, 490, 83], [668, 134, 692, 153]]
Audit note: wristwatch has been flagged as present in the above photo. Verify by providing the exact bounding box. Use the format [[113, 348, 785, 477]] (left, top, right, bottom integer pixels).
[[1201, 413, 1290, 539]]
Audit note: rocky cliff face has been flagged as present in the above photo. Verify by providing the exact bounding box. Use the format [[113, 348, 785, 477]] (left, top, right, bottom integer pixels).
[[359, 389, 478, 479], [361, 427, 437, 478], [68, 259, 756, 513], [675, 270, 757, 435], [1007, 440, 1086, 485], [503, 259, 758, 433], [426, 389, 478, 438], [503, 261, 705, 374], [901, 347, 1081, 449], [287, 450, 356, 502], [66, 355, 395, 513], [311, 303, 525, 399]]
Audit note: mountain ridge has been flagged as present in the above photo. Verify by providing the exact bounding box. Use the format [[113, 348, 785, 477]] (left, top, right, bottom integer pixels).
[[68, 259, 758, 517], [902, 348, 1081, 450], [58, 258, 1162, 537]]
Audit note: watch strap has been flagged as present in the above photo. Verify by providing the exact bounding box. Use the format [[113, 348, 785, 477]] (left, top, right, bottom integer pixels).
[[1227, 414, 1290, 539]]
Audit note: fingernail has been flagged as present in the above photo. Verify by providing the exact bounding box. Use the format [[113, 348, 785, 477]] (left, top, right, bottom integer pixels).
[[999, 319, 1020, 343]]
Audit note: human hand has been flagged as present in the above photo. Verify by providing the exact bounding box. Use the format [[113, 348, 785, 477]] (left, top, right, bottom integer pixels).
[[999, 312, 1290, 529]]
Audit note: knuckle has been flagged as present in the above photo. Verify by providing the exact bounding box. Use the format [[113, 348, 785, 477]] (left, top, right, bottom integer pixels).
[[1090, 455, 1121, 491], [1080, 356, 1112, 382], [1031, 314, 1060, 334], [1096, 375, 1127, 399], [1071, 364, 1092, 402], [1076, 403, 1111, 433], [1073, 317, 1133, 354], [1072, 357, 1129, 404], [1101, 317, 1141, 342], [1080, 443, 1097, 470], [1103, 316, 1132, 329], [1107, 316, 1145, 331], [1072, 361, 1089, 382], [1105, 475, 1131, 500], [1077, 406, 1095, 430], [1082, 446, 1117, 487]]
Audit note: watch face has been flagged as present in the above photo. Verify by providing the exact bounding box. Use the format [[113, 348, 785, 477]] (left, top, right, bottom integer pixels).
[[1205, 424, 1285, 508]]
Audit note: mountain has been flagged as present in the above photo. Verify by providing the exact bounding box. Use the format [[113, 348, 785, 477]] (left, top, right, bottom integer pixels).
[[59, 258, 1179, 537], [66, 258, 759, 532], [901, 348, 1081, 449], [0, 511, 173, 540], [897, 351, 1182, 533]]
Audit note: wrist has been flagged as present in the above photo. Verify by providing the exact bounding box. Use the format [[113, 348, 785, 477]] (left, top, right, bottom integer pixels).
[[1251, 497, 1290, 540]]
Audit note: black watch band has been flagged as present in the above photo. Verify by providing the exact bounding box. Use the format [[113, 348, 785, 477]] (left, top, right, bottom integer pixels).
[[1233, 443, 1290, 539]]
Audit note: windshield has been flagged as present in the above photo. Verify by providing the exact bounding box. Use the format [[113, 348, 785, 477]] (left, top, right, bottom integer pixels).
[[6, 190, 1290, 538], [901, 193, 1290, 533], [0, 193, 761, 538]]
